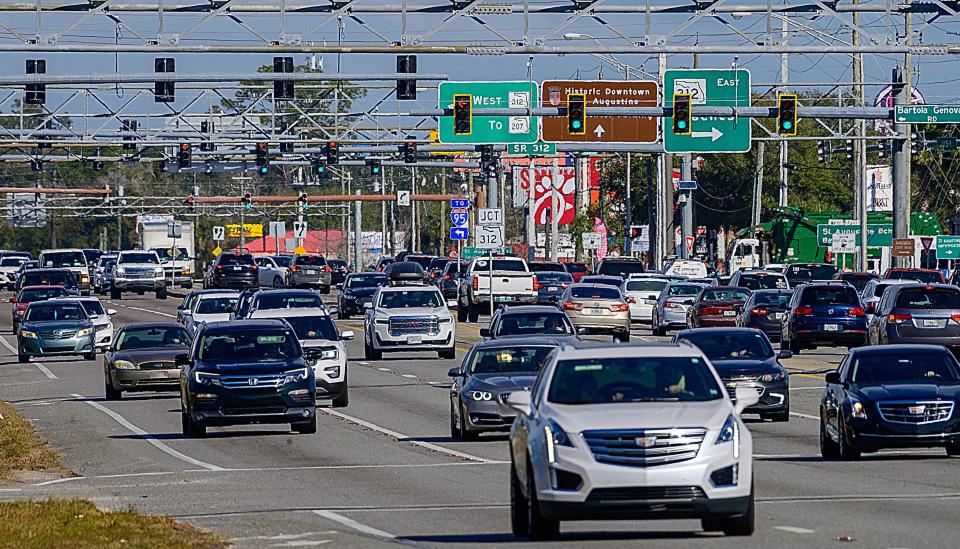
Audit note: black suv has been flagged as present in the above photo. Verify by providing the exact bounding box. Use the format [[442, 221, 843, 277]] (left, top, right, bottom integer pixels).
[[178, 319, 316, 437], [338, 272, 388, 319], [208, 251, 259, 289], [595, 257, 645, 279]]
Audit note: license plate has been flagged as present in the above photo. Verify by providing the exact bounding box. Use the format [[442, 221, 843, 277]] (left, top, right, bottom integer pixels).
[[585, 308, 605, 315], [232, 266, 241, 271], [923, 319, 939, 327], [306, 269, 316, 274], [645, 299, 657, 305], [775, 312, 784, 320], [501, 296, 515, 301], [547, 287, 559, 292], [723, 310, 736, 317], [406, 335, 423, 345], [823, 324, 839, 332]]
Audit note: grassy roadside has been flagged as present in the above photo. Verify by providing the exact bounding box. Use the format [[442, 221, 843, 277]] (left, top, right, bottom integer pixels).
[[0, 401, 227, 548]]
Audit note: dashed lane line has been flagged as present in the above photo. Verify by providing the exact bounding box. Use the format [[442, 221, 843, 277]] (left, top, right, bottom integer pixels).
[[311, 510, 397, 542], [71, 393, 224, 471], [0, 335, 57, 379], [105, 301, 176, 319], [774, 526, 816, 534]]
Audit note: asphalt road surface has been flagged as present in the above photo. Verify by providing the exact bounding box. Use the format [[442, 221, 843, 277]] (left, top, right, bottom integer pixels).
[[2, 291, 958, 548]]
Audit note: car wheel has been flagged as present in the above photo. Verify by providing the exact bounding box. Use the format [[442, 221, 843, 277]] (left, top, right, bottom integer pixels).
[[438, 347, 456, 360], [364, 339, 382, 361], [788, 339, 801, 355], [182, 409, 206, 438], [293, 415, 318, 434], [946, 442, 960, 457], [104, 378, 121, 401], [449, 400, 462, 440], [526, 460, 560, 540], [838, 417, 861, 461], [457, 304, 468, 322], [18, 354, 29, 363], [320, 286, 331, 295], [332, 382, 349, 408], [156, 287, 168, 300], [614, 331, 630, 343], [467, 302, 480, 323], [819, 413, 840, 459], [510, 460, 530, 537], [110, 288, 121, 300], [83, 352, 96, 361], [720, 484, 755, 536]]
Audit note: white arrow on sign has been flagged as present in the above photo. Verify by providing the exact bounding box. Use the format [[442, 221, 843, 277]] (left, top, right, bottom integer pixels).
[[593, 124, 606, 138], [691, 127, 724, 141]]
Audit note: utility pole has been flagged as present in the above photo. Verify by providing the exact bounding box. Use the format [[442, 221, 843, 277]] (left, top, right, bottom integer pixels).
[[892, 67, 911, 267], [624, 153, 632, 256], [574, 155, 584, 261], [680, 154, 693, 259], [752, 142, 765, 234], [646, 156, 655, 269], [662, 154, 674, 257], [550, 157, 560, 261], [853, 0, 868, 271], [487, 154, 499, 209], [527, 161, 536, 262], [410, 167, 417, 251], [354, 189, 362, 270], [380, 167, 387, 257], [778, 13, 789, 207]]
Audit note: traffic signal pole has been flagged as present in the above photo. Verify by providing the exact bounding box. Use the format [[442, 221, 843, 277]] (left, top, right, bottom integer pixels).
[[892, 67, 911, 268], [680, 154, 693, 259], [355, 190, 363, 271]]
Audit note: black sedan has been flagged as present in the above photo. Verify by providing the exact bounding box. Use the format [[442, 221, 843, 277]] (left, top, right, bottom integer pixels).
[[337, 272, 388, 319], [736, 289, 793, 340], [821, 345, 960, 460], [448, 338, 559, 440], [675, 327, 791, 421]]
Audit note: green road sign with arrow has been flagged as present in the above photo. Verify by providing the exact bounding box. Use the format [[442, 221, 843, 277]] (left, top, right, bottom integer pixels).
[[663, 69, 751, 153]]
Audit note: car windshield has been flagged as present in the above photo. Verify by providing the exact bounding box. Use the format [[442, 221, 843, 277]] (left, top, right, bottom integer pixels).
[[895, 288, 960, 309], [1, 257, 25, 267], [678, 332, 774, 360], [495, 313, 573, 336], [473, 259, 526, 272], [41, 251, 87, 268], [851, 352, 960, 384], [548, 356, 722, 404], [154, 248, 189, 261], [255, 293, 322, 310], [285, 315, 338, 341], [295, 255, 326, 266], [25, 304, 86, 322], [625, 279, 668, 292], [116, 327, 190, 350], [82, 250, 101, 262], [328, 260, 347, 269], [121, 253, 159, 264], [347, 274, 388, 289], [801, 286, 859, 306], [754, 292, 792, 306], [79, 300, 105, 317], [198, 329, 301, 363], [738, 274, 788, 290], [840, 274, 876, 292], [24, 271, 77, 288], [195, 297, 238, 314], [582, 277, 622, 287], [888, 270, 942, 284], [702, 288, 750, 301], [254, 258, 275, 267], [272, 256, 293, 268], [565, 263, 587, 274], [570, 286, 621, 300], [406, 256, 434, 269], [379, 290, 443, 308], [529, 262, 566, 272], [19, 287, 68, 302], [667, 284, 703, 297], [469, 346, 554, 374], [597, 261, 645, 278], [786, 264, 837, 281], [219, 254, 254, 266], [99, 259, 116, 268], [428, 259, 449, 270]]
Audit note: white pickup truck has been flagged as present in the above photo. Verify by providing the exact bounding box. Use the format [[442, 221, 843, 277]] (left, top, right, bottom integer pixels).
[[457, 256, 537, 323]]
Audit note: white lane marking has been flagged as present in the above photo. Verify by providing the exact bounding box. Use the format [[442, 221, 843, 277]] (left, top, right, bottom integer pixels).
[[377, 368, 392, 372], [401, 374, 417, 379], [357, 361, 370, 366], [232, 532, 337, 542], [0, 335, 57, 379], [788, 386, 825, 391], [108, 303, 176, 319], [71, 393, 223, 471], [760, 492, 960, 503], [272, 541, 332, 547], [312, 510, 396, 541], [321, 408, 503, 464], [0, 488, 23, 492], [774, 526, 816, 534]]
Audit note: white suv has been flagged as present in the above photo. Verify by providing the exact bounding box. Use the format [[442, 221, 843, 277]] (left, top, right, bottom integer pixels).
[[506, 342, 758, 540], [364, 285, 455, 360]]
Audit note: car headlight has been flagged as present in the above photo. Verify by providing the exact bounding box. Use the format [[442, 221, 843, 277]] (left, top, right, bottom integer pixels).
[[182, 268, 191, 275], [715, 414, 741, 459], [469, 391, 493, 401], [544, 419, 574, 463], [438, 317, 452, 324], [374, 318, 388, 325], [850, 399, 868, 419], [194, 371, 221, 386], [19, 330, 38, 339], [154, 268, 164, 275], [343, 294, 356, 300], [76, 327, 94, 337], [758, 371, 786, 383], [116, 267, 125, 275], [318, 348, 338, 360], [281, 368, 309, 385], [113, 360, 136, 370]]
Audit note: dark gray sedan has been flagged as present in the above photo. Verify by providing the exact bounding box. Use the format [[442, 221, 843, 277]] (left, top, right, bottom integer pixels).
[[104, 322, 192, 400], [448, 338, 559, 440], [17, 300, 96, 362], [867, 284, 960, 353]]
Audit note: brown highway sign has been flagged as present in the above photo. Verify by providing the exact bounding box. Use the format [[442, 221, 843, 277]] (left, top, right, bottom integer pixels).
[[540, 80, 659, 143]]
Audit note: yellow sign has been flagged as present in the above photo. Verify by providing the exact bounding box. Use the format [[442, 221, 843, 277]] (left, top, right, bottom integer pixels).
[[225, 224, 263, 238], [293, 245, 307, 255], [211, 246, 222, 256]]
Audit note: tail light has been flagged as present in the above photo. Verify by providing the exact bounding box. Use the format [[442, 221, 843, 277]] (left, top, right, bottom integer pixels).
[[324, 265, 331, 272], [472, 276, 479, 291], [848, 306, 865, 317], [563, 301, 583, 311], [251, 265, 259, 271], [215, 265, 222, 270], [626, 296, 636, 304], [664, 301, 681, 309], [429, 272, 436, 281], [290, 265, 299, 272], [888, 313, 912, 323], [951, 313, 960, 323], [444, 274, 452, 281], [532, 275, 539, 290], [794, 305, 813, 316], [609, 303, 629, 312], [750, 307, 768, 316], [561, 283, 569, 288]]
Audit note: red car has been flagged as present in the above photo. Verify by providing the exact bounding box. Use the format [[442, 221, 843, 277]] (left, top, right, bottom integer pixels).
[[563, 262, 589, 283], [686, 286, 751, 328], [882, 268, 944, 284], [834, 271, 879, 292], [10, 285, 69, 327]]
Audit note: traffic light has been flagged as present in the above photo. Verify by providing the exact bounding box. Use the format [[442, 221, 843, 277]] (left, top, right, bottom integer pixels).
[[122, 120, 138, 151], [30, 159, 43, 172], [878, 140, 887, 159], [154, 57, 175, 103], [567, 93, 586, 135], [480, 144, 494, 165], [911, 132, 921, 155], [183, 195, 196, 211], [369, 159, 382, 176], [255, 142, 269, 174], [178, 143, 192, 168], [672, 93, 692, 135], [403, 140, 417, 164], [310, 156, 327, 176], [298, 192, 309, 210], [845, 139, 854, 160], [817, 140, 828, 163], [629, 226, 642, 239], [453, 94, 472, 135], [200, 121, 214, 152], [242, 193, 252, 209], [396, 55, 417, 101], [273, 56, 294, 101], [777, 93, 798, 136], [25, 59, 46, 105], [326, 141, 339, 165]]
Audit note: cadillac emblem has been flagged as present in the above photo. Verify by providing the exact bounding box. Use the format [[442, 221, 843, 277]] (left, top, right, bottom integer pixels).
[[635, 436, 658, 448], [248, 378, 259, 386], [908, 405, 926, 415]]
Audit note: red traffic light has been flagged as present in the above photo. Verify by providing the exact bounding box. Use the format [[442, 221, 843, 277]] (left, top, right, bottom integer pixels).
[[257, 142, 267, 150], [180, 144, 190, 151]]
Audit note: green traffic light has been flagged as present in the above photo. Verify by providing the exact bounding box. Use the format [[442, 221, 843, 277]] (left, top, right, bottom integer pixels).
[[783, 121, 793, 130], [572, 120, 582, 130], [678, 120, 687, 129], [259, 166, 268, 174]]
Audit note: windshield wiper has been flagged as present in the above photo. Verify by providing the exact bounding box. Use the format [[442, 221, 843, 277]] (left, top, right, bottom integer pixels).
[[627, 397, 681, 402]]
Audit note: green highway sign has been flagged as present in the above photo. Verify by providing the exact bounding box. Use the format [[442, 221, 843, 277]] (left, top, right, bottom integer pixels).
[[895, 105, 960, 124], [937, 136, 958, 151], [438, 81, 539, 144], [817, 224, 893, 247], [506, 142, 557, 156], [461, 246, 510, 259], [664, 69, 751, 153], [937, 235, 960, 259]]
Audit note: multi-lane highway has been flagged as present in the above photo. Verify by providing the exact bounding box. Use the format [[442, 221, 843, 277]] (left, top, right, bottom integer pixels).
[[1, 291, 958, 548]]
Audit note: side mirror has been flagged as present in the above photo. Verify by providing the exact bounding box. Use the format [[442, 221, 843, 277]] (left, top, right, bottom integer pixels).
[[446, 299, 458, 308], [479, 328, 492, 338], [506, 391, 532, 416], [335, 284, 343, 290], [733, 385, 761, 414], [340, 330, 355, 341], [106, 308, 118, 316], [174, 353, 191, 367], [363, 302, 373, 310], [777, 350, 793, 360], [577, 327, 589, 335], [328, 306, 340, 315], [824, 371, 842, 385], [447, 367, 463, 377]]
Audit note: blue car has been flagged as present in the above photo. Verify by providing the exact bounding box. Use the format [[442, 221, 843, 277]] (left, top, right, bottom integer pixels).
[[781, 282, 867, 354]]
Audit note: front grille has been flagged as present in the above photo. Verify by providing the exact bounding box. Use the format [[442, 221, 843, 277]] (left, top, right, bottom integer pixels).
[[222, 406, 285, 416], [139, 361, 175, 370], [38, 329, 77, 339], [586, 486, 706, 502], [388, 316, 440, 336], [724, 381, 764, 402], [220, 372, 285, 389], [582, 428, 707, 467], [122, 268, 157, 280], [877, 401, 954, 424]]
